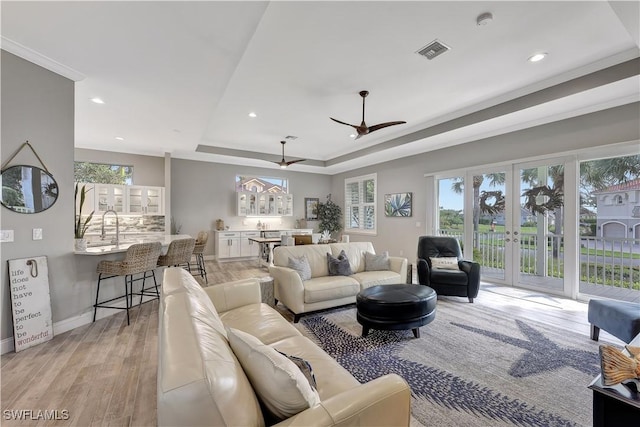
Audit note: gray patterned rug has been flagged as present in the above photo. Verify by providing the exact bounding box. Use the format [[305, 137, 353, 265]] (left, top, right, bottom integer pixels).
[[298, 301, 609, 427]]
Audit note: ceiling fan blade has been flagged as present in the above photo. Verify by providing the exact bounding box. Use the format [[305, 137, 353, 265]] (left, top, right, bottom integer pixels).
[[285, 159, 306, 166], [330, 117, 358, 129], [367, 121, 407, 133]]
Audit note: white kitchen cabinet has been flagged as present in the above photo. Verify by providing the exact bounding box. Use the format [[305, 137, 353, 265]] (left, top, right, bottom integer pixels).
[[240, 231, 261, 257], [95, 184, 126, 213], [127, 185, 164, 214], [237, 192, 293, 217], [215, 231, 241, 259]]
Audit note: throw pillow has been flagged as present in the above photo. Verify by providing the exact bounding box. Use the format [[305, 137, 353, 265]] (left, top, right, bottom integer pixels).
[[227, 328, 321, 420], [430, 257, 460, 270], [275, 350, 317, 391], [364, 251, 390, 271], [288, 255, 312, 281], [327, 250, 353, 276]]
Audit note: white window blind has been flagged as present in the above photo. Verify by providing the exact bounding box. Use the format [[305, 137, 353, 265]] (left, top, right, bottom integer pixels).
[[345, 173, 377, 234]]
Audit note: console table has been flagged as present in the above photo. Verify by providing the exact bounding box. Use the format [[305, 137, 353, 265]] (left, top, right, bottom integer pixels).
[[588, 332, 640, 427]]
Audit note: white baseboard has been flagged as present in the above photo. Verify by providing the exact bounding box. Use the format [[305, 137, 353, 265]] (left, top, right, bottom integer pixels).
[[1, 295, 157, 355]]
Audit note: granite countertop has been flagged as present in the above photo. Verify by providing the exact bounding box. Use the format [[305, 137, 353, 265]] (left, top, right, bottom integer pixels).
[[75, 234, 192, 256]]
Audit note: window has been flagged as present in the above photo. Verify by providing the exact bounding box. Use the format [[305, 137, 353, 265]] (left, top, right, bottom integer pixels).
[[345, 173, 377, 234], [235, 175, 288, 193], [74, 162, 133, 184]]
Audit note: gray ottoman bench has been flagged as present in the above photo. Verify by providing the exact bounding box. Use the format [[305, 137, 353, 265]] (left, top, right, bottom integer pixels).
[[588, 299, 640, 343]]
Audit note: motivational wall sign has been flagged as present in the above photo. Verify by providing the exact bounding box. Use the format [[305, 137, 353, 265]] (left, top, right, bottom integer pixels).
[[8, 256, 53, 352]]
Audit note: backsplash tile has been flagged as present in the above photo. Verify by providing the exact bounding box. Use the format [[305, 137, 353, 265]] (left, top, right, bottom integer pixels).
[[82, 215, 165, 235]]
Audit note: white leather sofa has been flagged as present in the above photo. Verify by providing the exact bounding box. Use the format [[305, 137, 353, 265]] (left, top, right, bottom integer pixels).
[[269, 242, 408, 322], [157, 267, 411, 427]]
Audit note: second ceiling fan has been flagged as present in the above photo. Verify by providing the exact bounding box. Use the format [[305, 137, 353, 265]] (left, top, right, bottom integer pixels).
[[330, 90, 406, 139], [273, 140, 305, 169]]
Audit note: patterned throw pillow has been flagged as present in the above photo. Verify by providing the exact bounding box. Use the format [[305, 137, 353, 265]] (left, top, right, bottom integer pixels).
[[288, 255, 312, 281], [327, 250, 353, 276], [430, 257, 460, 270], [275, 350, 317, 391], [364, 251, 390, 271]]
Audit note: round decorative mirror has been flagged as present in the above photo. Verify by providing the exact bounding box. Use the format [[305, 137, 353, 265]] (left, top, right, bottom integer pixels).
[[1, 165, 58, 214]]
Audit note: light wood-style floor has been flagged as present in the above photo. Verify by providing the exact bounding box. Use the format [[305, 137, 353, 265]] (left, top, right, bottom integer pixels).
[[0, 260, 620, 427]]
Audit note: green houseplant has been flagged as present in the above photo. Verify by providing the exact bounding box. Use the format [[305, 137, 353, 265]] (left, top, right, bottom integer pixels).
[[317, 194, 342, 241], [74, 184, 94, 249]]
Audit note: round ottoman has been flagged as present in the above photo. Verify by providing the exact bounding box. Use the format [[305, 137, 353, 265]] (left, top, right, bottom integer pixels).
[[356, 284, 437, 338]]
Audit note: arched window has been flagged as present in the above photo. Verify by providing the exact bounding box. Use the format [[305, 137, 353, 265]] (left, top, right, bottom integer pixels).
[[614, 194, 623, 205]]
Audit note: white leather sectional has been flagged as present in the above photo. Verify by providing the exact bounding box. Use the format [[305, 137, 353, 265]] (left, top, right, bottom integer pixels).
[[157, 267, 411, 426]]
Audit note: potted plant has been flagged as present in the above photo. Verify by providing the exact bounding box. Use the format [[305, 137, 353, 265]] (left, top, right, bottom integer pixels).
[[74, 183, 94, 250], [317, 194, 342, 242]]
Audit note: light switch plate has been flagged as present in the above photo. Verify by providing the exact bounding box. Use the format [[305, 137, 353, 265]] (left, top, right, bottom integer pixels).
[[33, 228, 43, 240], [1, 230, 14, 242]]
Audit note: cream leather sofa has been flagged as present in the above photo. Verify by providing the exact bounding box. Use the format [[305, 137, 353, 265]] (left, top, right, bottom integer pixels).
[[269, 242, 408, 322], [158, 267, 411, 427]]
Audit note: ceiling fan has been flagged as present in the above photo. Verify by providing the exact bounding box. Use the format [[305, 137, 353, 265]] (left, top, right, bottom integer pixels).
[[330, 90, 406, 139], [273, 140, 305, 169]]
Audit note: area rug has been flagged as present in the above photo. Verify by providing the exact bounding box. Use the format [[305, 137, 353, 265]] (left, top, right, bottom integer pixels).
[[298, 301, 609, 427]]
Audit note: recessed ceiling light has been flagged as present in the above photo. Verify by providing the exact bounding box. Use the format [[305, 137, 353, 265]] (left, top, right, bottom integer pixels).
[[349, 134, 356, 138], [90, 97, 105, 104], [248, 112, 257, 118], [115, 136, 124, 141], [528, 53, 547, 63]]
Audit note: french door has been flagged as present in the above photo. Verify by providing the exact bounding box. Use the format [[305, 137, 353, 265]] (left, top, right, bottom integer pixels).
[[438, 158, 567, 293]]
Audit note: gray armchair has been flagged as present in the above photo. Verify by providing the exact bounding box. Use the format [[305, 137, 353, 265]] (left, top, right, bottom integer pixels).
[[416, 236, 480, 303]]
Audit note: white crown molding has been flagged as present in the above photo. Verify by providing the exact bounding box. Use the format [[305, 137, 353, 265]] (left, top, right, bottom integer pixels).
[[1, 36, 85, 82]]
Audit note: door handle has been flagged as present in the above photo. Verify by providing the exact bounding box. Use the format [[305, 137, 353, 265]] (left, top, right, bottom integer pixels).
[[513, 231, 519, 236], [505, 238, 510, 243], [505, 231, 510, 235], [513, 238, 519, 243]]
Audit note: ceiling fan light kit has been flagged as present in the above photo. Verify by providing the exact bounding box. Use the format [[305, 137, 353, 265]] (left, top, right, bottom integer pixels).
[[330, 90, 406, 139]]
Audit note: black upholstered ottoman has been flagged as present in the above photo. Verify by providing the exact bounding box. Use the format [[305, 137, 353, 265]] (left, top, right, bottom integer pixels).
[[356, 284, 437, 338]]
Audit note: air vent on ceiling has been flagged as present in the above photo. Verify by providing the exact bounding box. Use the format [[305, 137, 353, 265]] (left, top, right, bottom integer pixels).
[[416, 39, 450, 60], [285, 135, 298, 140]]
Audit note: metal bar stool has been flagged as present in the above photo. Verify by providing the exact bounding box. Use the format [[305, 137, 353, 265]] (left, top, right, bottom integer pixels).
[[190, 231, 208, 283], [94, 242, 163, 325]]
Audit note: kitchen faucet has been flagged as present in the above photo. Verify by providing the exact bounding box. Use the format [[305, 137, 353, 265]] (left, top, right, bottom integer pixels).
[[101, 209, 120, 245]]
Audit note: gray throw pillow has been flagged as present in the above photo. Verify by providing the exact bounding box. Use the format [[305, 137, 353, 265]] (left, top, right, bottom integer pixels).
[[327, 250, 353, 276], [364, 251, 390, 271], [288, 255, 312, 281]]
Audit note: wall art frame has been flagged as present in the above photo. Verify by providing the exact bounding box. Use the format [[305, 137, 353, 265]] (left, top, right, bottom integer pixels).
[[384, 192, 412, 217], [305, 197, 319, 221]]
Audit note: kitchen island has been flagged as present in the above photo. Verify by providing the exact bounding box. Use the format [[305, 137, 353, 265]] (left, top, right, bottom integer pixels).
[[73, 234, 192, 324], [74, 234, 192, 255]]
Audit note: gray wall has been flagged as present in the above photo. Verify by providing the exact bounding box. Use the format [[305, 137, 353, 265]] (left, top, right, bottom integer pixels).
[[330, 102, 640, 262], [171, 158, 332, 256], [75, 147, 164, 186], [1, 51, 75, 341]]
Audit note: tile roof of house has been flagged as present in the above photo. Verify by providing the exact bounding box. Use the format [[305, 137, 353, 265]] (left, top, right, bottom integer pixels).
[[595, 178, 640, 193]]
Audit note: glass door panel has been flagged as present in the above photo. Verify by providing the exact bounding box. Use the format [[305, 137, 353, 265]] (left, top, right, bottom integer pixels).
[[578, 154, 640, 302], [515, 162, 564, 292], [471, 171, 508, 283]]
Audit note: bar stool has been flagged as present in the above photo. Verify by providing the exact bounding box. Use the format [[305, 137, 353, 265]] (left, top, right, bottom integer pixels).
[[157, 238, 196, 272], [94, 242, 163, 325], [190, 231, 209, 283]]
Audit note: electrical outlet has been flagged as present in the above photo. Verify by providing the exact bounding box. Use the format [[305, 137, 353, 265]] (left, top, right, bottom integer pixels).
[[0, 230, 14, 242], [33, 228, 43, 240]]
